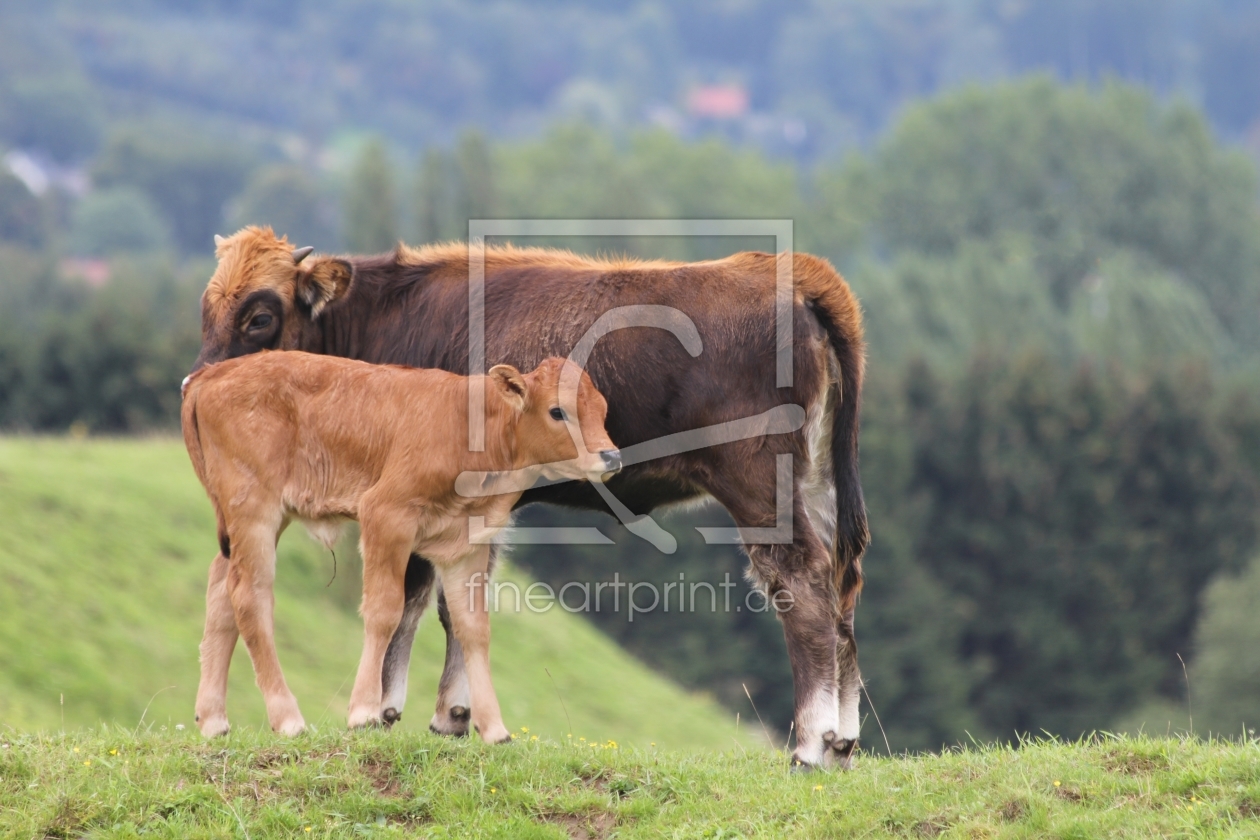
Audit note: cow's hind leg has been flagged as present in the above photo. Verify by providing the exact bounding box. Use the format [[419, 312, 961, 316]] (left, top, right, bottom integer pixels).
[[194, 551, 238, 737], [379, 554, 436, 726], [429, 544, 501, 736], [706, 450, 855, 770], [226, 521, 305, 736]]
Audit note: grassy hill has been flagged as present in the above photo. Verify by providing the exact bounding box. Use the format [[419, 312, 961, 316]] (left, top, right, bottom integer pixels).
[[2, 729, 1259, 837], [0, 437, 751, 750]]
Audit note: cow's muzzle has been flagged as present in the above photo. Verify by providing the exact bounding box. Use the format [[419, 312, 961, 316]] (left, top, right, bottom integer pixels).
[[600, 449, 622, 475]]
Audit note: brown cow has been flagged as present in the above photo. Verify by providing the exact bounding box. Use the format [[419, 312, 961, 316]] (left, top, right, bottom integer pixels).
[[182, 351, 618, 740], [190, 227, 868, 769]]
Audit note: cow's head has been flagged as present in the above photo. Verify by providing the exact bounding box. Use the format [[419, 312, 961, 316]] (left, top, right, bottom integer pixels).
[[490, 357, 620, 483], [187, 226, 352, 383]]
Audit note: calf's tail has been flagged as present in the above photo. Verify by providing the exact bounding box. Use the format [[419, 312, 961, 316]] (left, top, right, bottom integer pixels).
[[181, 374, 230, 558]]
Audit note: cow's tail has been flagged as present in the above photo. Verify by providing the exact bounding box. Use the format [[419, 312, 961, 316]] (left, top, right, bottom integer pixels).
[[793, 253, 869, 617], [181, 372, 229, 557]]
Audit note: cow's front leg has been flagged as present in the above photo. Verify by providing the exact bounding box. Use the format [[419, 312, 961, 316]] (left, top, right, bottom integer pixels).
[[429, 544, 500, 736], [438, 548, 510, 744], [379, 554, 436, 726]]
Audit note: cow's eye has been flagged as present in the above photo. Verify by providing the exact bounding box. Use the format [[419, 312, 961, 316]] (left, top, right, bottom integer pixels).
[[247, 313, 273, 331], [550, 407, 567, 422]]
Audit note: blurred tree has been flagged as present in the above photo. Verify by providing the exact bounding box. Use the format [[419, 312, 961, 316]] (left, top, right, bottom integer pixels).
[[0, 77, 104, 162], [414, 148, 458, 244], [1189, 553, 1260, 736], [413, 131, 498, 245], [835, 78, 1260, 348], [69, 187, 172, 256], [0, 169, 47, 247], [343, 139, 399, 253], [91, 129, 254, 255], [904, 354, 1257, 738], [230, 165, 336, 249]]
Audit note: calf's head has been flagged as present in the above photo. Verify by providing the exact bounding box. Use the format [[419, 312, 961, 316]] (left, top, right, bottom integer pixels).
[[489, 357, 619, 483], [188, 226, 351, 379]]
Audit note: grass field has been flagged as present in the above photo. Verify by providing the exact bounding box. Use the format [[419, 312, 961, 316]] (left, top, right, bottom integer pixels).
[[0, 437, 750, 749], [2, 728, 1259, 838]]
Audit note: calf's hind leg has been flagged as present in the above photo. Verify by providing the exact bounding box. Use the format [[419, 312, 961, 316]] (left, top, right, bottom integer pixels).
[[194, 551, 238, 737]]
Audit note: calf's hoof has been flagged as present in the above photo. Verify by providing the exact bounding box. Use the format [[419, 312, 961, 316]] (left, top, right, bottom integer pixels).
[[273, 716, 306, 737], [476, 722, 512, 745], [347, 707, 383, 730], [196, 713, 231, 739], [428, 705, 471, 737]]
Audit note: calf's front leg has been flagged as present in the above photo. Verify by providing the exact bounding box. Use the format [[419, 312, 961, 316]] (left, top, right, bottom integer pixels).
[[226, 524, 305, 736], [438, 548, 510, 744], [347, 505, 413, 728]]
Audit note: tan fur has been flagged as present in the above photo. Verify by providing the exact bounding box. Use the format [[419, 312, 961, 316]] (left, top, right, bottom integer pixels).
[[182, 351, 616, 740]]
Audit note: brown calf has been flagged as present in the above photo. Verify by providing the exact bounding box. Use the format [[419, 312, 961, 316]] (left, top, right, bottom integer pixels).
[[181, 351, 617, 740]]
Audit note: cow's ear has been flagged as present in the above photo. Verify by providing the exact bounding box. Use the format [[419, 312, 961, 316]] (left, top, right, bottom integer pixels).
[[295, 257, 352, 318], [489, 364, 527, 411]]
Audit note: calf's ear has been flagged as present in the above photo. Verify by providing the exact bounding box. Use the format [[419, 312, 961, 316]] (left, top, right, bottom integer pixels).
[[489, 364, 527, 411], [296, 257, 353, 318]]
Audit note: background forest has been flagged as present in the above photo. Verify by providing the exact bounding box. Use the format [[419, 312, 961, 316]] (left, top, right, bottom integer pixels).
[[3, 0, 1260, 753]]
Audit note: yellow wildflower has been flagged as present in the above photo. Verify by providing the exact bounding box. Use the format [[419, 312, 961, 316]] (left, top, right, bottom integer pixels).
[[521, 726, 530, 733], [1053, 780, 1061, 787], [109, 749, 118, 756], [490, 787, 497, 794], [814, 784, 823, 791], [531, 736, 538, 742], [83, 760, 91, 766]]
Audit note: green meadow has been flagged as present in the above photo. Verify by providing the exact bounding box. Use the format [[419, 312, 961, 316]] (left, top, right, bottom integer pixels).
[[0, 437, 750, 750], [3, 728, 1259, 837]]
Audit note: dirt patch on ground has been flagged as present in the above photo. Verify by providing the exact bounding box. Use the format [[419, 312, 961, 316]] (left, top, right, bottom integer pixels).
[[999, 799, 1028, 821], [541, 811, 617, 840], [1239, 799, 1260, 819], [360, 758, 404, 798], [1103, 748, 1169, 775]]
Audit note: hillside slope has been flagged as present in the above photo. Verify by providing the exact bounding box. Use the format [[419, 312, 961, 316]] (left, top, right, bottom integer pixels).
[[0, 438, 750, 749]]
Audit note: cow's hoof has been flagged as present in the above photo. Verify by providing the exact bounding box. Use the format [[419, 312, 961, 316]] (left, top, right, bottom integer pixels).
[[428, 705, 471, 737], [381, 707, 402, 727], [823, 732, 857, 770]]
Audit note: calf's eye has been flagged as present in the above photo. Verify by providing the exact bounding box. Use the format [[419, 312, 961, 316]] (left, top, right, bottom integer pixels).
[[247, 313, 273, 331], [550, 407, 567, 422]]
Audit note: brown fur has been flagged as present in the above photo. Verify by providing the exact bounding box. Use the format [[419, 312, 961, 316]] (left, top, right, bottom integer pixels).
[[182, 351, 615, 740], [191, 227, 868, 767]]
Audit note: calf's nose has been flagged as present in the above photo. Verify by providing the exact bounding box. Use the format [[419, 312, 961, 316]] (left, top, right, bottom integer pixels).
[[600, 449, 622, 474]]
